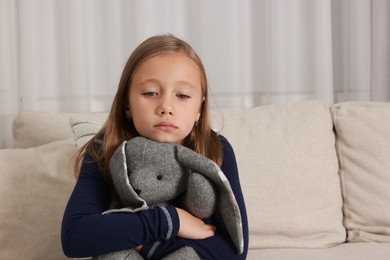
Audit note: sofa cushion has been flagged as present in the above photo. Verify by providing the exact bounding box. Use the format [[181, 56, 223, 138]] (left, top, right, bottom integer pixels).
[[332, 102, 390, 242], [213, 100, 346, 249], [12, 111, 74, 148], [0, 139, 76, 259], [12, 111, 108, 149], [69, 116, 105, 148]]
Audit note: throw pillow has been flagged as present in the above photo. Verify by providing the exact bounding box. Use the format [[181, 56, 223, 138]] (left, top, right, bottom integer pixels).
[[214, 100, 346, 249], [69, 117, 105, 148], [0, 139, 76, 259], [12, 111, 74, 148], [332, 102, 390, 242]]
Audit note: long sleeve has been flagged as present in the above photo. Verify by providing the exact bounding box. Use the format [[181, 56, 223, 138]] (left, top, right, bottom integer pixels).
[[141, 135, 249, 259], [61, 153, 180, 258]]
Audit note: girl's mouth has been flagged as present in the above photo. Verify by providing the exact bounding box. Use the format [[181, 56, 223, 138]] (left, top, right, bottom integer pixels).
[[155, 122, 177, 131]]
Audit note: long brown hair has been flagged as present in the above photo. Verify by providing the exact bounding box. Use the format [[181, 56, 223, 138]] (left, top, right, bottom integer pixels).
[[74, 34, 222, 183]]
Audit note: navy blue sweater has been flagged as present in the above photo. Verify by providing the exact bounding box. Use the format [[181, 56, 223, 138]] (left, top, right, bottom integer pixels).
[[61, 135, 249, 259]]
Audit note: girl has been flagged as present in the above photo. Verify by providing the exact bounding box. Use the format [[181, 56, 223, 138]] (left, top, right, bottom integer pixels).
[[61, 34, 248, 259]]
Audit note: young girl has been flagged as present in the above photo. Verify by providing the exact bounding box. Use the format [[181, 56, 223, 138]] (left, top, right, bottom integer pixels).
[[61, 34, 248, 259]]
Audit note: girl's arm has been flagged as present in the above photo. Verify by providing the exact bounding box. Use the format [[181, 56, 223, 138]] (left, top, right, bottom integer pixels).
[[61, 153, 180, 258]]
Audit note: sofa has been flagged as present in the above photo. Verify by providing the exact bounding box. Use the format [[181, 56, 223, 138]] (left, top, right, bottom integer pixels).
[[1, 100, 389, 259]]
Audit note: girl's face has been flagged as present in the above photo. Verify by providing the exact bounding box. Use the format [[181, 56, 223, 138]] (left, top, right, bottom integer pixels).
[[128, 52, 204, 143]]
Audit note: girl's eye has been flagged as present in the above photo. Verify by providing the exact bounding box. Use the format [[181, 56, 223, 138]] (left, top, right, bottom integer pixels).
[[143, 92, 157, 97], [177, 94, 190, 100]]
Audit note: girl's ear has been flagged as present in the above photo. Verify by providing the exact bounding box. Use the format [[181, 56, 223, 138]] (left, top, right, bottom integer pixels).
[[196, 113, 201, 122], [196, 96, 205, 120], [125, 110, 132, 118]]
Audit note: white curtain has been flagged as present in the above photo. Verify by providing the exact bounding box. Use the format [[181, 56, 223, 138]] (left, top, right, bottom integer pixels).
[[371, 0, 390, 100], [1, 0, 389, 148]]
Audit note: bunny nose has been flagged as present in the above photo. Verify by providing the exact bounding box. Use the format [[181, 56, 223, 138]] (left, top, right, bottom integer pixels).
[[134, 189, 141, 196]]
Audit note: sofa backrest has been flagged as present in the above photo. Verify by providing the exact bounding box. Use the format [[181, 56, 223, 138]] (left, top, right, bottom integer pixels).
[[214, 100, 346, 248], [331, 102, 390, 243], [4, 100, 390, 259]]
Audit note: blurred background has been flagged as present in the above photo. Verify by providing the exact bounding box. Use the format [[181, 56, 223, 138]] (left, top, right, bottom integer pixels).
[[1, 0, 389, 148]]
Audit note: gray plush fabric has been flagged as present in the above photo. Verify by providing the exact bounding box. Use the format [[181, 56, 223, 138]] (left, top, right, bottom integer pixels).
[[94, 246, 199, 260], [183, 172, 217, 219], [176, 144, 244, 254], [98, 137, 243, 259], [93, 249, 144, 260]]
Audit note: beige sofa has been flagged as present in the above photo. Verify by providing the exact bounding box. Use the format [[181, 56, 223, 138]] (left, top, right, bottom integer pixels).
[[1, 100, 390, 259]]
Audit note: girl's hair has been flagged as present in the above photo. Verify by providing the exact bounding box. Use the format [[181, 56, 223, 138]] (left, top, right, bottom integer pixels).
[[74, 34, 222, 183]]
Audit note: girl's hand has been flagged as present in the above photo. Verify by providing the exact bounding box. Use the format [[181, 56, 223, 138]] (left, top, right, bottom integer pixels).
[[176, 208, 216, 239]]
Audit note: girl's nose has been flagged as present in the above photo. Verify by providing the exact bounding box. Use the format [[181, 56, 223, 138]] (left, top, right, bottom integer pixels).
[[158, 96, 174, 116]]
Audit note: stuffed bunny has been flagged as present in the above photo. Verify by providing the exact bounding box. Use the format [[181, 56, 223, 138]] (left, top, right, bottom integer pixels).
[[94, 137, 243, 259]]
